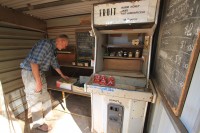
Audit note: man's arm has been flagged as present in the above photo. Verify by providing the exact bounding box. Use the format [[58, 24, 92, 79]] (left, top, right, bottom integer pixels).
[[31, 63, 42, 92], [55, 68, 69, 80], [51, 53, 69, 80]]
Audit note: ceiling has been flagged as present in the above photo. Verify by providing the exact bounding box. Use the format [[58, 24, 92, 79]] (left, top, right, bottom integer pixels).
[[0, 0, 110, 20]]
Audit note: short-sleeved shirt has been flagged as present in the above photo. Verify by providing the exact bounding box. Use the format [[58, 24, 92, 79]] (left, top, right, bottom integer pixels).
[[20, 39, 60, 71]]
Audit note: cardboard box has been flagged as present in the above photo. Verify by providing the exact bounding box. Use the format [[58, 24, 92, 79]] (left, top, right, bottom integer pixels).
[[73, 76, 90, 93], [56, 78, 77, 90]]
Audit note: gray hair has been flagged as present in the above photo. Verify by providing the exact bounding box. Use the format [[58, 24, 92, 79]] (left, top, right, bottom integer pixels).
[[57, 34, 69, 40]]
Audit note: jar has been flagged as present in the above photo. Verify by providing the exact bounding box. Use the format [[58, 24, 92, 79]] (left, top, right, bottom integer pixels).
[[135, 50, 140, 58], [123, 51, 128, 57], [117, 51, 123, 57], [128, 52, 132, 57]]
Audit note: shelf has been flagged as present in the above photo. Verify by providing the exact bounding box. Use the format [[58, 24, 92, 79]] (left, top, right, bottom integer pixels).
[[98, 28, 153, 35], [56, 45, 76, 54], [60, 64, 93, 69], [104, 44, 144, 48], [103, 56, 143, 60], [57, 51, 72, 54], [99, 70, 145, 78]]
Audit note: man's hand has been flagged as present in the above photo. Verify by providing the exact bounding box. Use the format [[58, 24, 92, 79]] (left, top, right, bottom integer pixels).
[[30, 63, 42, 93], [61, 74, 69, 81], [35, 81, 42, 93], [55, 68, 69, 81]]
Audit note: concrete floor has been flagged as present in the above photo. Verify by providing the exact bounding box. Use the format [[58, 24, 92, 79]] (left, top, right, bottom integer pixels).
[[17, 93, 91, 133]]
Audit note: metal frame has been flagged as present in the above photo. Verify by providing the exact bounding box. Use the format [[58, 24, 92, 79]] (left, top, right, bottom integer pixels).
[[146, 0, 160, 89]]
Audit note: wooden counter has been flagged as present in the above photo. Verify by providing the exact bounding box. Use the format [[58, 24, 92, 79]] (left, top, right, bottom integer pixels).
[[46, 76, 90, 98]]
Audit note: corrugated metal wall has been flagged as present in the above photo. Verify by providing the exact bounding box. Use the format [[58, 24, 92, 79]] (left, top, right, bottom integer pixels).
[[0, 24, 45, 116], [0, 14, 91, 116], [48, 25, 91, 45], [47, 14, 91, 45], [0, 0, 106, 20], [0, 0, 58, 9], [25, 1, 101, 19]]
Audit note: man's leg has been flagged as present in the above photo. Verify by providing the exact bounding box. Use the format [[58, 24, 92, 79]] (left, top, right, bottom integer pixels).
[[21, 70, 44, 128], [40, 74, 53, 120]]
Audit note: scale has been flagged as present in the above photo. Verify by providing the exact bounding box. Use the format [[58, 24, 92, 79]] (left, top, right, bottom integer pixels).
[[85, 0, 160, 132]]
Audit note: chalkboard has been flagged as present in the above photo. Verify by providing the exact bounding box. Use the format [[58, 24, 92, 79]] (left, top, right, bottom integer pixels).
[[76, 31, 95, 60], [153, 0, 200, 116]]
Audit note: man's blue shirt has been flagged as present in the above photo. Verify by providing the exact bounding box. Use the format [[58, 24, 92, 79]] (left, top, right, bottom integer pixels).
[[20, 39, 60, 71]]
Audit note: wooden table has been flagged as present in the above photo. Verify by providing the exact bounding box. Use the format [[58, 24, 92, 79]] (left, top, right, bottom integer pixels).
[[46, 76, 90, 109]]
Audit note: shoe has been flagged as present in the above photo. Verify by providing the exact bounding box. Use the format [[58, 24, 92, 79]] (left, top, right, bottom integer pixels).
[[36, 123, 52, 132]]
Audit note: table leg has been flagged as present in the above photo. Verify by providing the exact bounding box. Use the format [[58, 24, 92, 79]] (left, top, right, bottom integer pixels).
[[62, 91, 66, 109], [61, 92, 70, 109]]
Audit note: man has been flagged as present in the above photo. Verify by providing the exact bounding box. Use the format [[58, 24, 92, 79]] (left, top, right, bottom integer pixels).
[[20, 34, 69, 132]]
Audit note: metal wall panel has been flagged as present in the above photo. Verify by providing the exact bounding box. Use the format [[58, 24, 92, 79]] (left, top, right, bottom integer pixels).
[[47, 14, 91, 45], [0, 27, 44, 39], [2, 79, 24, 94], [0, 0, 107, 20], [9, 96, 27, 114], [0, 59, 23, 73], [46, 15, 91, 46], [5, 87, 27, 116], [0, 69, 21, 84], [47, 14, 91, 27], [13, 102, 28, 116], [6, 88, 25, 103], [0, 0, 58, 9], [25, 1, 99, 19], [0, 39, 37, 49], [0, 49, 30, 61], [47, 26, 91, 46], [0, 26, 44, 117]]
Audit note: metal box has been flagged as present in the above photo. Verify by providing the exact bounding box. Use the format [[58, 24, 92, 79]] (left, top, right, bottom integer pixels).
[[86, 75, 156, 133]]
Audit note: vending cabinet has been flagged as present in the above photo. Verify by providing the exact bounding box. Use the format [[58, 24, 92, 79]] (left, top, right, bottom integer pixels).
[[86, 0, 160, 133]]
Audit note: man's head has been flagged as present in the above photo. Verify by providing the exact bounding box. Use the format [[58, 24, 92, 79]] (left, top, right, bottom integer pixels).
[[56, 34, 69, 50]]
